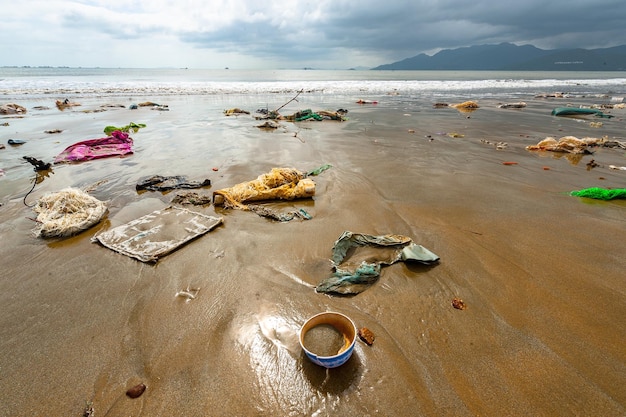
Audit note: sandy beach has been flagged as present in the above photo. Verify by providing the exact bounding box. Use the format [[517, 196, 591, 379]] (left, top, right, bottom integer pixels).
[[1, 91, 625, 416]]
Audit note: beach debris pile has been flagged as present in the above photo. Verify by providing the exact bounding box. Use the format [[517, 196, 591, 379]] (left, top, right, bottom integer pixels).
[[226, 90, 348, 124], [315, 231, 440, 295], [32, 188, 107, 238], [526, 136, 626, 154], [0, 103, 27, 114], [54, 130, 134, 163], [284, 109, 347, 121]]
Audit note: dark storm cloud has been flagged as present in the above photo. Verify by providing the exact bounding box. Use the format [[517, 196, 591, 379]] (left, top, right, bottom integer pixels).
[[180, 0, 626, 65]]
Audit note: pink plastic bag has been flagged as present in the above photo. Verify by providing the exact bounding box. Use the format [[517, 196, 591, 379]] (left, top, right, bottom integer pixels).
[[54, 130, 133, 163]]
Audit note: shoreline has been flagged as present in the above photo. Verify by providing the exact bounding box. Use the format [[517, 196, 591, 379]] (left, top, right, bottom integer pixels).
[[1, 92, 625, 416]]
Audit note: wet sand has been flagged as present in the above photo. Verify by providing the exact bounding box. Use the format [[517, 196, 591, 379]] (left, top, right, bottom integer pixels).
[[1, 93, 625, 416]]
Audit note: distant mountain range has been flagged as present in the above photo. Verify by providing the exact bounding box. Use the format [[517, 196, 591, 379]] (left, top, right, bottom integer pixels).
[[372, 43, 626, 71]]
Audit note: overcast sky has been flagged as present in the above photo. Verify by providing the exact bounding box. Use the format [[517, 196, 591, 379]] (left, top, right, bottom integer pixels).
[[2, 0, 625, 69]]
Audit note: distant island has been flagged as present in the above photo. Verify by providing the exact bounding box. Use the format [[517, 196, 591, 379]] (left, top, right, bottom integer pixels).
[[372, 43, 626, 71]]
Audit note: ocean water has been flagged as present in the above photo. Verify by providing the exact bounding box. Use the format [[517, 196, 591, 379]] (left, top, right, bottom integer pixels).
[[2, 68, 626, 101]]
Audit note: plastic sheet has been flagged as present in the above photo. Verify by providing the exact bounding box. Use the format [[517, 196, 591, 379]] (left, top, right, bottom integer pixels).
[[92, 206, 223, 262], [316, 231, 440, 295]]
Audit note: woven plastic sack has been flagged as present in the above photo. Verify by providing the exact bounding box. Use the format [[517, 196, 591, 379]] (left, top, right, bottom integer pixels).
[[33, 188, 107, 238]]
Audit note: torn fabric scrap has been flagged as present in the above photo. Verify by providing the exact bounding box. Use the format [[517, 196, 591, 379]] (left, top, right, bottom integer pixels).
[[316, 231, 440, 295], [136, 175, 211, 192], [92, 206, 223, 262]]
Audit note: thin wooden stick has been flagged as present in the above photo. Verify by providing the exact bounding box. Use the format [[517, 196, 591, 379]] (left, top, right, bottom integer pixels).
[[274, 89, 304, 113]]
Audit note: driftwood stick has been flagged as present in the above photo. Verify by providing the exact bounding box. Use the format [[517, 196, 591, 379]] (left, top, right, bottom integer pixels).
[[274, 89, 304, 113]]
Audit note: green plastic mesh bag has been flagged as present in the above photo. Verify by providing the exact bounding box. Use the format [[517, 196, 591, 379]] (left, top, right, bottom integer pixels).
[[570, 187, 626, 200]]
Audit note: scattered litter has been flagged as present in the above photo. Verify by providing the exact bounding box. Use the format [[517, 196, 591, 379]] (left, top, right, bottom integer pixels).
[[103, 122, 146, 135], [126, 383, 146, 399], [452, 297, 467, 310], [535, 92, 565, 98], [55, 99, 81, 109], [433, 103, 449, 108], [306, 163, 332, 177], [358, 327, 375, 345], [44, 129, 63, 134], [175, 287, 200, 302], [0, 103, 27, 114], [248, 205, 312, 222], [54, 130, 133, 163], [32, 188, 107, 238], [213, 167, 315, 210], [551, 107, 613, 118], [171, 191, 212, 206], [137, 101, 168, 110], [526, 136, 617, 154], [570, 187, 626, 200], [356, 99, 378, 104], [609, 165, 626, 171], [92, 206, 223, 263], [586, 159, 599, 170], [451, 101, 479, 112], [23, 156, 51, 171], [480, 139, 508, 149], [316, 231, 440, 295], [136, 175, 211, 192], [447, 132, 464, 138], [498, 102, 527, 109], [283, 109, 347, 122], [589, 121, 603, 128], [257, 120, 280, 129], [8, 139, 26, 145], [502, 161, 518, 166], [82, 401, 94, 417], [224, 108, 250, 116]]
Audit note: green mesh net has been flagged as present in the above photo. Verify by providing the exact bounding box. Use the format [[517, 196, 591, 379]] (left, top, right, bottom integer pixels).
[[570, 187, 626, 200]]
